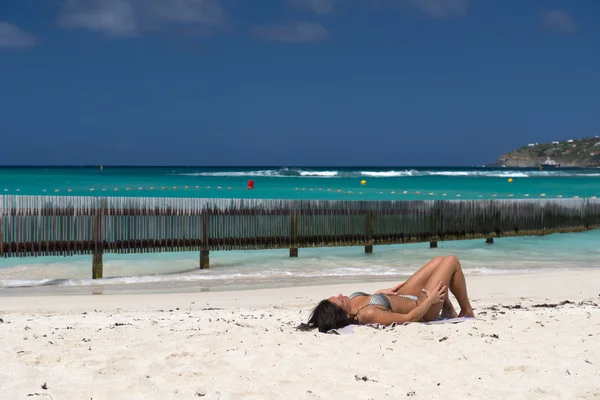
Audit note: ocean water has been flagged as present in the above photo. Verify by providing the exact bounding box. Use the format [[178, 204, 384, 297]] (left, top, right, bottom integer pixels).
[[1, 166, 600, 293], [1, 166, 600, 200]]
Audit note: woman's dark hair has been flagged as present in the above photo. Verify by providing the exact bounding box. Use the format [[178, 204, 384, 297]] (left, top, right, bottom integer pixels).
[[297, 299, 354, 333]]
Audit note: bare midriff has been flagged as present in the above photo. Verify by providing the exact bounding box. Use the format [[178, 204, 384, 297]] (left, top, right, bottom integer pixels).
[[388, 295, 420, 314]]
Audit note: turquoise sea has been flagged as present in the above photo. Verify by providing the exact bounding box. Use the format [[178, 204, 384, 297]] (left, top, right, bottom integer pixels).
[[1, 166, 600, 293]]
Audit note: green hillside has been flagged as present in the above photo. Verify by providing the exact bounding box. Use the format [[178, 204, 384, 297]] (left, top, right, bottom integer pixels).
[[494, 136, 600, 167]]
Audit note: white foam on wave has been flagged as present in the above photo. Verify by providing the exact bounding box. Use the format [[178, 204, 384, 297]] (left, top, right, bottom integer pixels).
[[3, 259, 592, 289], [170, 168, 600, 179], [0, 267, 401, 288], [426, 171, 530, 178], [464, 267, 581, 275], [360, 170, 419, 177], [298, 171, 339, 177], [176, 170, 283, 177], [0, 278, 57, 288]]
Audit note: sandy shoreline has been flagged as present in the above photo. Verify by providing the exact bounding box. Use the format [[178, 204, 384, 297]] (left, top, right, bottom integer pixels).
[[1, 271, 599, 399]]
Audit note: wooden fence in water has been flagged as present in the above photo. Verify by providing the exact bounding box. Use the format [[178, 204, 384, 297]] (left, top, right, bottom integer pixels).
[[1, 195, 599, 279]]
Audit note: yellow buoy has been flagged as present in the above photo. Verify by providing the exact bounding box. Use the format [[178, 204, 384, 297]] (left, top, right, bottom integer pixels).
[[508, 178, 513, 183], [360, 180, 367, 185]]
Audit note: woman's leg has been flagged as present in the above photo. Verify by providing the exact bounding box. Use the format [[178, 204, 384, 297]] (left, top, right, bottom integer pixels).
[[418, 255, 474, 321], [397, 256, 446, 297], [441, 295, 457, 319]]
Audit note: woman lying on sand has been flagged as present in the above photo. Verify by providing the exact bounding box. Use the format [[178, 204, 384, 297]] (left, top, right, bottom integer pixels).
[[299, 255, 475, 332]]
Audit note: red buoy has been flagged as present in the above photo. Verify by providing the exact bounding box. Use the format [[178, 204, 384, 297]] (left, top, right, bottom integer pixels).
[[247, 180, 255, 190]]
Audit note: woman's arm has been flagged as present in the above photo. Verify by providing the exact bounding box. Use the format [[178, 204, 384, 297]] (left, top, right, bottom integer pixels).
[[375, 281, 406, 295]]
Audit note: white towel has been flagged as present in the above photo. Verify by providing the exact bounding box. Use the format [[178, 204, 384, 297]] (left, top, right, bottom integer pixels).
[[327, 317, 474, 335]]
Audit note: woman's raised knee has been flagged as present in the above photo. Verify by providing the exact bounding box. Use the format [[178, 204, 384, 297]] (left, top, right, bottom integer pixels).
[[442, 255, 460, 269]]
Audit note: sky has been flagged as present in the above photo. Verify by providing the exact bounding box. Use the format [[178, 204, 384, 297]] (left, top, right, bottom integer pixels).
[[1, 0, 599, 166]]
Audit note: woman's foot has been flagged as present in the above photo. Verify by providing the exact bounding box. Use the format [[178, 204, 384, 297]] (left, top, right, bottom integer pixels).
[[458, 308, 475, 318]]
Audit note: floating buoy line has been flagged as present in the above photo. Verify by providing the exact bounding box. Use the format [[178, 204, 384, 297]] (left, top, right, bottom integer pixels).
[[0, 186, 597, 199]]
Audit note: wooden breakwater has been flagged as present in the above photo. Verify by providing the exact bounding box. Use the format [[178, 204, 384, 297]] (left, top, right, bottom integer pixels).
[[1, 195, 599, 279]]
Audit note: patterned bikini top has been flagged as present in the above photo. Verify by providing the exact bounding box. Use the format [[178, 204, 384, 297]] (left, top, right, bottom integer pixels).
[[349, 291, 419, 311]]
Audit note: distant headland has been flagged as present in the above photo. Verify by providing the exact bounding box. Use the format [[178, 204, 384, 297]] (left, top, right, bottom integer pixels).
[[491, 136, 600, 168]]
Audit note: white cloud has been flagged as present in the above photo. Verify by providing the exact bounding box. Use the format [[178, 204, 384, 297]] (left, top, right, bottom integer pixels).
[[253, 22, 328, 43], [406, 0, 468, 18], [540, 10, 575, 33], [0, 22, 37, 49], [57, 0, 225, 37], [288, 0, 336, 14]]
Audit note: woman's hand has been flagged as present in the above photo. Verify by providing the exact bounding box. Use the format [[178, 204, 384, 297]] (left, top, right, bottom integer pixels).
[[376, 281, 406, 296], [422, 281, 447, 304]]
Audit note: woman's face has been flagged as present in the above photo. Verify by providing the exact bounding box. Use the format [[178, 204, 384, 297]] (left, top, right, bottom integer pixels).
[[328, 294, 351, 314]]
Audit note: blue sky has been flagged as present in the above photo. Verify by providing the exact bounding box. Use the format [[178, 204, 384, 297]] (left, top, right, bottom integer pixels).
[[1, 0, 599, 166]]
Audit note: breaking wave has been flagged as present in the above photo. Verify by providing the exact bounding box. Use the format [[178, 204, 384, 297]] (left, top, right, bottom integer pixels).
[[172, 168, 600, 179]]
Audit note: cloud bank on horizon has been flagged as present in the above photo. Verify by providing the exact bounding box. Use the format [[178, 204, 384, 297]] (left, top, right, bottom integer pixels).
[[0, 0, 579, 49]]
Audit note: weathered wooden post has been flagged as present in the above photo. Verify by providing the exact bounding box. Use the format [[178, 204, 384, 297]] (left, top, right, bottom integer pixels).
[[429, 240, 438, 248], [200, 250, 210, 269], [290, 211, 298, 257], [92, 252, 103, 279], [485, 237, 494, 244], [365, 210, 374, 253], [200, 209, 210, 269], [92, 198, 105, 279]]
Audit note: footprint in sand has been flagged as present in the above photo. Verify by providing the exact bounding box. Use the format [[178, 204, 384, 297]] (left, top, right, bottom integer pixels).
[[504, 365, 527, 374]]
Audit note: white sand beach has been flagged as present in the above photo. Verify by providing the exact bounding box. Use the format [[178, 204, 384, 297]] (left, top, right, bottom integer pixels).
[[1, 270, 599, 400]]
